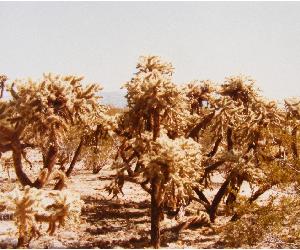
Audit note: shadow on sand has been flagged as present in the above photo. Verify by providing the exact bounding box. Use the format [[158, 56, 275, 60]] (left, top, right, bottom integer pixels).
[[77, 197, 151, 248]]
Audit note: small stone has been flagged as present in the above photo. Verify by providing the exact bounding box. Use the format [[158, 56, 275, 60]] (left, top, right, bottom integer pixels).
[[48, 239, 66, 249], [60, 231, 78, 239]]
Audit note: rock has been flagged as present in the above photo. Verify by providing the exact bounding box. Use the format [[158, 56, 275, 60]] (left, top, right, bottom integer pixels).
[[29, 241, 43, 249], [59, 231, 78, 239], [167, 242, 180, 248], [48, 239, 66, 249], [30, 239, 66, 249]]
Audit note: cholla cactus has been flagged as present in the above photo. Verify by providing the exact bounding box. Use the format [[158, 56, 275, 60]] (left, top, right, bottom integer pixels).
[[38, 189, 82, 231], [0, 76, 16, 152], [219, 196, 300, 248], [285, 97, 300, 120], [184, 78, 300, 247], [139, 132, 204, 209], [185, 80, 215, 115], [219, 75, 257, 104], [122, 55, 190, 140], [186, 75, 290, 222], [13, 187, 42, 247], [0, 73, 112, 189], [112, 56, 204, 248], [0, 74, 7, 98], [10, 73, 103, 148], [282, 97, 300, 189], [9, 186, 83, 247]]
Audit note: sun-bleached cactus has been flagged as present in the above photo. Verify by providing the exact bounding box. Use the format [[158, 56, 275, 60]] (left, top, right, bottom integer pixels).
[[110, 132, 205, 248], [111, 56, 204, 248], [0, 73, 112, 189], [13, 187, 42, 247], [122, 55, 190, 140], [139, 132, 204, 208], [6, 186, 83, 247], [284, 97, 300, 162], [185, 80, 215, 115], [185, 75, 297, 223], [219, 196, 300, 248], [0, 74, 7, 98], [35, 192, 71, 235]]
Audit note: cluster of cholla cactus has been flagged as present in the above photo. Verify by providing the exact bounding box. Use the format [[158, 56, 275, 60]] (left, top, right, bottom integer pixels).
[[1, 55, 299, 248], [186, 75, 291, 222], [218, 195, 300, 248], [0, 186, 81, 247], [109, 56, 207, 248], [0, 73, 115, 190], [122, 56, 190, 140], [0, 73, 115, 247], [0, 186, 83, 248], [109, 56, 300, 248]]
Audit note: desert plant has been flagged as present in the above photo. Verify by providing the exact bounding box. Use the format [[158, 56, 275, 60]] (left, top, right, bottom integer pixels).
[[218, 195, 300, 248], [5, 186, 83, 248], [109, 56, 202, 248], [186, 76, 291, 222], [0, 74, 111, 189], [13, 186, 42, 247]]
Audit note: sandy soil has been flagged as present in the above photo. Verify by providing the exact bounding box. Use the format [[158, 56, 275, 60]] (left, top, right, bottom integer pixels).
[[0, 163, 284, 249]]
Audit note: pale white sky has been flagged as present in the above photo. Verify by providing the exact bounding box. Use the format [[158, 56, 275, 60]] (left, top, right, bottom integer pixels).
[[0, 2, 300, 101]]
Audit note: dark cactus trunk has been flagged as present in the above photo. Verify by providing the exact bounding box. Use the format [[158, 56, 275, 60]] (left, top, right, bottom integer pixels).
[[33, 145, 58, 188], [11, 140, 33, 187], [55, 138, 84, 190], [153, 109, 160, 141], [66, 138, 84, 177], [209, 170, 236, 222], [17, 236, 26, 248], [12, 138, 58, 189], [291, 126, 298, 159], [151, 176, 161, 248], [226, 175, 244, 206]]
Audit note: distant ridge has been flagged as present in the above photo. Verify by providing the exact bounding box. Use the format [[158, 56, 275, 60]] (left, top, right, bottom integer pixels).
[[101, 90, 127, 108]]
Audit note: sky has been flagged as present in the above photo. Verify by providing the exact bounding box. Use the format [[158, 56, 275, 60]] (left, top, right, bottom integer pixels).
[[0, 1, 300, 101]]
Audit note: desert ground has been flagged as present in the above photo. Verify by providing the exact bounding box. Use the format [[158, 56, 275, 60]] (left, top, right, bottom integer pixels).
[[0, 154, 287, 249]]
